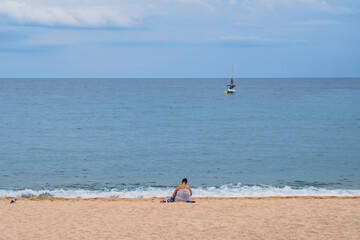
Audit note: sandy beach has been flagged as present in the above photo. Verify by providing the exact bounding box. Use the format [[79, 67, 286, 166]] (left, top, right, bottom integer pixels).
[[1, 197, 359, 239]]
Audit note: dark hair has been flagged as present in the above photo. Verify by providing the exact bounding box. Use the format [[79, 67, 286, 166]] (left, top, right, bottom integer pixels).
[[182, 178, 187, 184]]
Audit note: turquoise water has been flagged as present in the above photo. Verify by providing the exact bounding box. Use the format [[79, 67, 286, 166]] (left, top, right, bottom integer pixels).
[[0, 78, 359, 197]]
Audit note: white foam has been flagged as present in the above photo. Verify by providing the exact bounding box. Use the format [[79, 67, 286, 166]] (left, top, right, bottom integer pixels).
[[1, 184, 359, 198]]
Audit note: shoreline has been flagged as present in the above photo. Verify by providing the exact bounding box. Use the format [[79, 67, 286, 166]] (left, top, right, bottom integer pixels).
[[2, 196, 359, 239], [1, 186, 360, 199], [2, 196, 360, 200]]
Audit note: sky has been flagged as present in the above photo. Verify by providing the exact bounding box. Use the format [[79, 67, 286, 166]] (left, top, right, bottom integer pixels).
[[0, 0, 359, 78]]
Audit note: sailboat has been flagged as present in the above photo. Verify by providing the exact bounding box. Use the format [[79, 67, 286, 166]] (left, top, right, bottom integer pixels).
[[226, 66, 236, 94]]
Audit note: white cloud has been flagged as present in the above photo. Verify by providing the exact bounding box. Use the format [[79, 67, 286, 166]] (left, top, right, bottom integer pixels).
[[215, 35, 266, 41], [0, 0, 218, 27], [0, 0, 155, 27], [241, 0, 354, 13], [207, 35, 306, 43], [293, 19, 339, 25], [0, 0, 354, 29], [175, 0, 214, 11], [235, 22, 257, 27]]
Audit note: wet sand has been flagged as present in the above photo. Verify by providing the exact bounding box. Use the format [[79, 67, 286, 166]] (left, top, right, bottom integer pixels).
[[1, 197, 359, 239]]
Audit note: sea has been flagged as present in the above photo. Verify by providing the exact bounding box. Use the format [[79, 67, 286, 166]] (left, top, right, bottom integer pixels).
[[0, 78, 359, 198]]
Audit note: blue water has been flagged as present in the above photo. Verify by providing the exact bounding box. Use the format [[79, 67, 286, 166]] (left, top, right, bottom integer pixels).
[[0, 78, 359, 197]]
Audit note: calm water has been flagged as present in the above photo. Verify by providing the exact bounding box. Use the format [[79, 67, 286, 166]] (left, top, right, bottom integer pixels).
[[0, 78, 359, 197]]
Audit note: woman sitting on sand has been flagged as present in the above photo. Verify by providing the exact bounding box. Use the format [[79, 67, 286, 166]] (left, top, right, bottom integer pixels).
[[162, 178, 192, 202]]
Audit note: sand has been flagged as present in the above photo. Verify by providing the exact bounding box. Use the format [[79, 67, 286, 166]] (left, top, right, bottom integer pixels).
[[1, 197, 359, 239]]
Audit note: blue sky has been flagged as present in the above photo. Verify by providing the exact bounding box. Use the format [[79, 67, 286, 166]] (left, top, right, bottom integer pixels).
[[0, 0, 359, 78]]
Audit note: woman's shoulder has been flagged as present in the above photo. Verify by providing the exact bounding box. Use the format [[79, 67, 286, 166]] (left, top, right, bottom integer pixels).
[[178, 185, 191, 190]]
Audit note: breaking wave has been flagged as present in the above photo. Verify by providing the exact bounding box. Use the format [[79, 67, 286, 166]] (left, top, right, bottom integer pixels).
[[1, 184, 359, 198]]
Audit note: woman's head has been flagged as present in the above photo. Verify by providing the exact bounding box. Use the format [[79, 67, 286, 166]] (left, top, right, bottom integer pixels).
[[182, 178, 187, 184]]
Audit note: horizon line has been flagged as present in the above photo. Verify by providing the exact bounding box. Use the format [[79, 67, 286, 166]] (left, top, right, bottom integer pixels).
[[0, 77, 359, 80]]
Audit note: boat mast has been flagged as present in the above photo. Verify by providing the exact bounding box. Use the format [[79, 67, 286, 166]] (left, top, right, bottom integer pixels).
[[231, 65, 234, 86]]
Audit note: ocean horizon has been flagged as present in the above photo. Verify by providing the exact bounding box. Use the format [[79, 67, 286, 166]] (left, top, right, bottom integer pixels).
[[1, 78, 359, 198]]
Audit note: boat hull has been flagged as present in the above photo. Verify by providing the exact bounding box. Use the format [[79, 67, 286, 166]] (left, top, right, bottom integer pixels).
[[227, 89, 236, 93]]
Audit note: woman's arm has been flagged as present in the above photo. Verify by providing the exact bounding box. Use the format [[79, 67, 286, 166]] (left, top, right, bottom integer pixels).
[[172, 187, 178, 198], [189, 187, 192, 196]]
